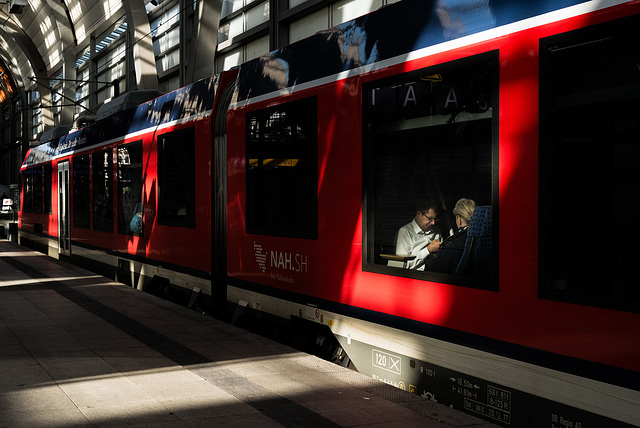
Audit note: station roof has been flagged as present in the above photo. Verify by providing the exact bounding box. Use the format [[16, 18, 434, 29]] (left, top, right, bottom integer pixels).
[[0, 0, 158, 110]]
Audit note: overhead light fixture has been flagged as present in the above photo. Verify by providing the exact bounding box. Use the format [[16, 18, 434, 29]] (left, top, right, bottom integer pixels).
[[8, 0, 28, 14]]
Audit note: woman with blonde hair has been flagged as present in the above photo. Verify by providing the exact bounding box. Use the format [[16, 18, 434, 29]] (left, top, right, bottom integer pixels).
[[452, 198, 476, 229], [427, 198, 476, 273]]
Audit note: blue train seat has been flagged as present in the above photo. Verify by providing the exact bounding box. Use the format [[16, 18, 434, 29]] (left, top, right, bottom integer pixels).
[[455, 206, 492, 279]]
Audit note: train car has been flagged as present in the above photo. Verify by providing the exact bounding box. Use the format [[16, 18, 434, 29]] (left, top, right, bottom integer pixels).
[[18, 0, 640, 426], [18, 73, 237, 303], [225, 0, 640, 427]]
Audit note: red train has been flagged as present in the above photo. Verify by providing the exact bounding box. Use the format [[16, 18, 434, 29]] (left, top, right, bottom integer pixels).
[[19, 75, 233, 296], [19, 0, 640, 426]]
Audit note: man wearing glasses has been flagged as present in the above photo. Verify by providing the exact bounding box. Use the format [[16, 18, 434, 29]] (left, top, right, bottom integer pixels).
[[388, 199, 443, 270]]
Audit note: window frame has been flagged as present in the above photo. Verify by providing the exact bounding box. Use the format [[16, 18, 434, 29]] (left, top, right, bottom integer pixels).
[[92, 148, 114, 233], [538, 17, 640, 313], [72, 154, 91, 229], [117, 140, 144, 235], [361, 51, 500, 291], [157, 127, 196, 228], [245, 96, 319, 240], [44, 163, 52, 214], [32, 165, 43, 214], [22, 168, 32, 213]]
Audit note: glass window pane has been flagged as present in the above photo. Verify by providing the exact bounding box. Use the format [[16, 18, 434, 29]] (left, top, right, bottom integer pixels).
[[245, 2, 269, 31], [97, 88, 112, 104], [216, 48, 242, 72], [151, 4, 180, 34], [44, 163, 52, 214], [158, 127, 196, 228], [245, 35, 269, 62], [168, 49, 180, 69], [540, 17, 640, 312], [218, 23, 230, 44], [364, 54, 497, 289], [73, 155, 90, 229], [218, 16, 243, 44], [288, 0, 307, 9], [158, 49, 180, 73], [118, 141, 143, 235], [159, 75, 181, 92], [229, 15, 244, 39], [93, 149, 114, 232], [289, 9, 328, 43], [22, 168, 32, 213], [33, 166, 43, 214], [332, 0, 382, 26], [221, 0, 243, 18], [153, 26, 180, 55], [246, 97, 318, 239]]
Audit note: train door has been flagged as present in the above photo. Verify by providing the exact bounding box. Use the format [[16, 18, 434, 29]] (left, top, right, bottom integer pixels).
[[58, 161, 71, 256], [212, 76, 237, 317]]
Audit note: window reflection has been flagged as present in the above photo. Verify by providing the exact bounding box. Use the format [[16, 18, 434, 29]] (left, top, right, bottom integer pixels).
[[73, 155, 90, 229], [93, 149, 114, 232], [246, 97, 318, 239], [118, 142, 143, 235]]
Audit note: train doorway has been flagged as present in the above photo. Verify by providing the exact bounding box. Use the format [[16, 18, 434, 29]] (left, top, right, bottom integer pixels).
[[58, 161, 71, 256]]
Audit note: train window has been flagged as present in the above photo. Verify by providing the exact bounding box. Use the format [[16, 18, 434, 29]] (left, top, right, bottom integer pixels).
[[44, 164, 52, 214], [32, 166, 43, 214], [158, 127, 196, 228], [540, 18, 640, 313], [22, 168, 32, 213], [245, 97, 318, 239], [118, 141, 143, 235], [73, 155, 90, 229], [93, 149, 114, 232], [363, 53, 498, 290]]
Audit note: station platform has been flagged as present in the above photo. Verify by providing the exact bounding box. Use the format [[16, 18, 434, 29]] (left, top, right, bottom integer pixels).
[[0, 239, 498, 428]]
